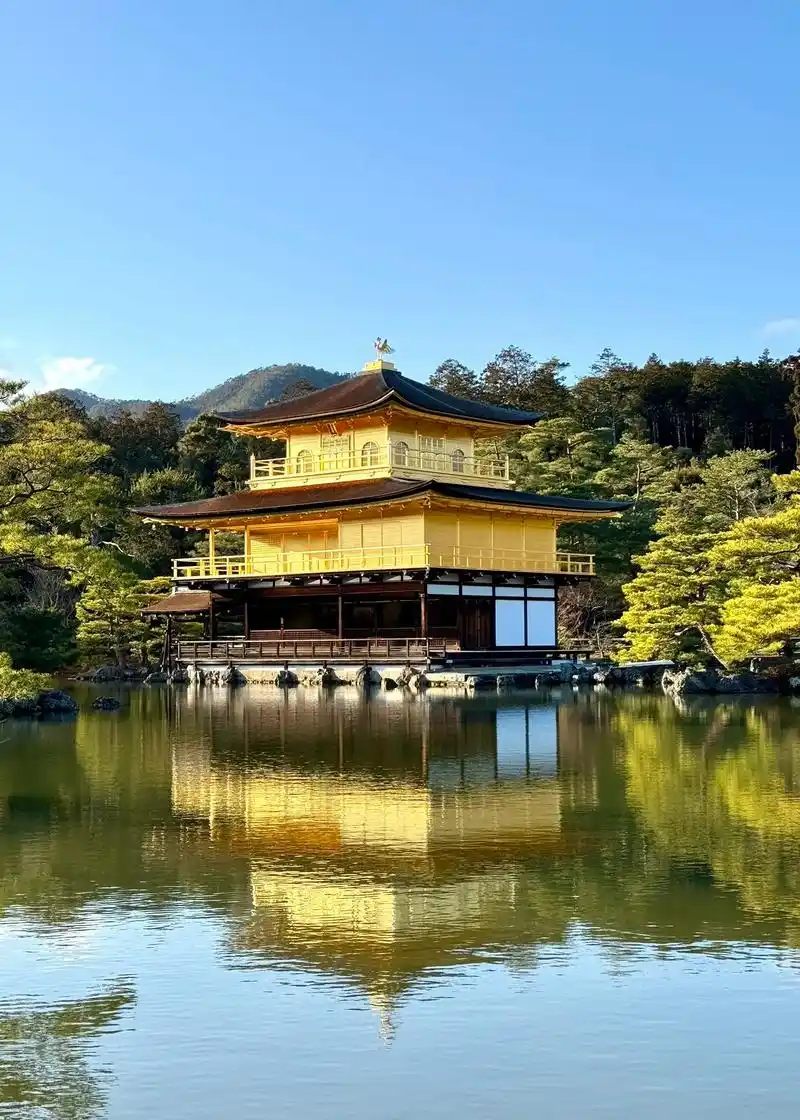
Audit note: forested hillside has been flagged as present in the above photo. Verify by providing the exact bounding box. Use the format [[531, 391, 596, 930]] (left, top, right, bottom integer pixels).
[[58, 363, 345, 419], [1, 344, 798, 672]]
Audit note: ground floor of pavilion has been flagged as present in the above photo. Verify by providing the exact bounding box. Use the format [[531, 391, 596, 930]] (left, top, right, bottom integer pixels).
[[147, 569, 583, 665]]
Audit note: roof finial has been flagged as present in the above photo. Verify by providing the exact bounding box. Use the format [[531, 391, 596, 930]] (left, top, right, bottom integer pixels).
[[374, 338, 395, 359], [363, 338, 397, 374]]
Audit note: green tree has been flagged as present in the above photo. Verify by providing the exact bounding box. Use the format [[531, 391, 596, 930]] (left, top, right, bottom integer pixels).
[[176, 412, 279, 496], [90, 402, 181, 483], [0, 393, 117, 535], [112, 468, 203, 574], [177, 413, 240, 494], [570, 349, 639, 442], [709, 470, 800, 661], [619, 451, 776, 663], [482, 346, 570, 416], [556, 435, 677, 650], [75, 560, 152, 666], [514, 418, 611, 495], [429, 359, 482, 399]]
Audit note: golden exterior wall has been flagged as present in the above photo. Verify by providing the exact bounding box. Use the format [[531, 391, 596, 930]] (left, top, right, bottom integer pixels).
[[171, 501, 595, 579], [424, 507, 557, 563], [249, 523, 339, 561], [245, 507, 555, 566], [285, 416, 476, 464], [338, 509, 425, 553]]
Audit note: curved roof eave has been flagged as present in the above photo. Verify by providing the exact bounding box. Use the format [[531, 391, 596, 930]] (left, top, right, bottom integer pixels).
[[134, 478, 632, 524], [214, 369, 541, 430]]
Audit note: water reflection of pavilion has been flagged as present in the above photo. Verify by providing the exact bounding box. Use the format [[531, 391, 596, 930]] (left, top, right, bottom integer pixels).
[[171, 693, 569, 1026]]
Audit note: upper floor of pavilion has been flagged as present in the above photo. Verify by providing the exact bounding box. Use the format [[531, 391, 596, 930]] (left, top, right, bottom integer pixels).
[[216, 358, 541, 492]]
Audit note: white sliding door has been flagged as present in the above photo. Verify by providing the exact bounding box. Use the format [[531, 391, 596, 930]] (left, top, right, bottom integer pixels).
[[495, 599, 525, 646], [526, 600, 556, 646]]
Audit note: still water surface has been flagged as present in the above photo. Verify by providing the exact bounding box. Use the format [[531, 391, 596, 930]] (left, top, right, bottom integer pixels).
[[2, 687, 800, 1117]]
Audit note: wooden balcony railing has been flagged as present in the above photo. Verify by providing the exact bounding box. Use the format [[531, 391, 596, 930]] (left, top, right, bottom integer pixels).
[[176, 637, 458, 663], [172, 546, 595, 580], [250, 444, 510, 485]]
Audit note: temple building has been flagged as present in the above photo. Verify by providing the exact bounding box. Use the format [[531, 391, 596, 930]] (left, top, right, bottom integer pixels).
[[137, 352, 628, 662]]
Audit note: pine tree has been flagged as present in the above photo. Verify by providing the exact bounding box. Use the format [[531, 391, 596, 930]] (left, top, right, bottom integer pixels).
[[515, 418, 611, 496], [429, 359, 481, 399], [710, 469, 800, 661], [482, 346, 570, 416], [619, 452, 775, 663]]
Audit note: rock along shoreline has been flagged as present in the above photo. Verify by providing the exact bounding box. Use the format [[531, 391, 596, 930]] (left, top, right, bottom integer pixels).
[[2, 657, 798, 719]]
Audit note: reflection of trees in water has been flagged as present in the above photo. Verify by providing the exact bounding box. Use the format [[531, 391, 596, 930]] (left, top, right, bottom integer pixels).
[[4, 687, 800, 1018], [619, 697, 800, 941], [0, 691, 248, 926], [0, 981, 135, 1118]]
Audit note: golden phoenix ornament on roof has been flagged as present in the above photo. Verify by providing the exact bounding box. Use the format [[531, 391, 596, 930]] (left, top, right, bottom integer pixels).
[[373, 338, 395, 358]]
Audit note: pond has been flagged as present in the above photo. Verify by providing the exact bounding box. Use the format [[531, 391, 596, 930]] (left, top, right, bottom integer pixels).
[[2, 687, 800, 1118]]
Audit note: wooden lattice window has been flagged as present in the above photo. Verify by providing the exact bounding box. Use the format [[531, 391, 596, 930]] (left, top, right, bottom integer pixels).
[[420, 436, 445, 470], [321, 434, 351, 468]]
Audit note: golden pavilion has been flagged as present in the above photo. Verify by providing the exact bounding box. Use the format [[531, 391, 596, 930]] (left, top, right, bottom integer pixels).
[[137, 351, 628, 662]]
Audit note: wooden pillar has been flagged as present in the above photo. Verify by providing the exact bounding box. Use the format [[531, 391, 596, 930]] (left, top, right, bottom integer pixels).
[[208, 597, 215, 640], [243, 598, 250, 639], [208, 529, 216, 575], [420, 588, 428, 639], [337, 590, 344, 640]]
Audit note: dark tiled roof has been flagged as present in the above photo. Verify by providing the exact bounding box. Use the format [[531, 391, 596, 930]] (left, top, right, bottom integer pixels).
[[135, 478, 631, 522], [216, 368, 541, 428], [435, 483, 631, 512]]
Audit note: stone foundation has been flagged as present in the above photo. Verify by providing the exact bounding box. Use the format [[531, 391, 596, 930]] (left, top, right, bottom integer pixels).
[[176, 658, 579, 692]]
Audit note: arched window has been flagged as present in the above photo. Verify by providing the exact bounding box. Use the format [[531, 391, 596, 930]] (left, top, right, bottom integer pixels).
[[451, 448, 466, 473], [361, 441, 380, 467], [393, 440, 410, 467], [295, 449, 313, 474]]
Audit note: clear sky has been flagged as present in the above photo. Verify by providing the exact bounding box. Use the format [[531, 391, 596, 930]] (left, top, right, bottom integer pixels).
[[2, 0, 800, 400]]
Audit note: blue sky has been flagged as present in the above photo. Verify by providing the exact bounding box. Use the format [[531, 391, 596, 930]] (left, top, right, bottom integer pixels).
[[2, 1, 799, 400]]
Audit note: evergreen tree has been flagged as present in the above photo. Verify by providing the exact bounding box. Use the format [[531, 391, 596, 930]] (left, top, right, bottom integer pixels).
[[709, 469, 800, 661], [619, 452, 776, 663], [515, 418, 611, 495], [91, 403, 182, 483], [556, 434, 676, 650], [429, 359, 481, 399], [75, 561, 151, 666], [482, 346, 570, 416], [570, 349, 639, 442]]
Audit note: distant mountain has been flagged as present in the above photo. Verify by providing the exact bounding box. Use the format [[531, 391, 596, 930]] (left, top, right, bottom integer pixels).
[[57, 363, 348, 421]]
